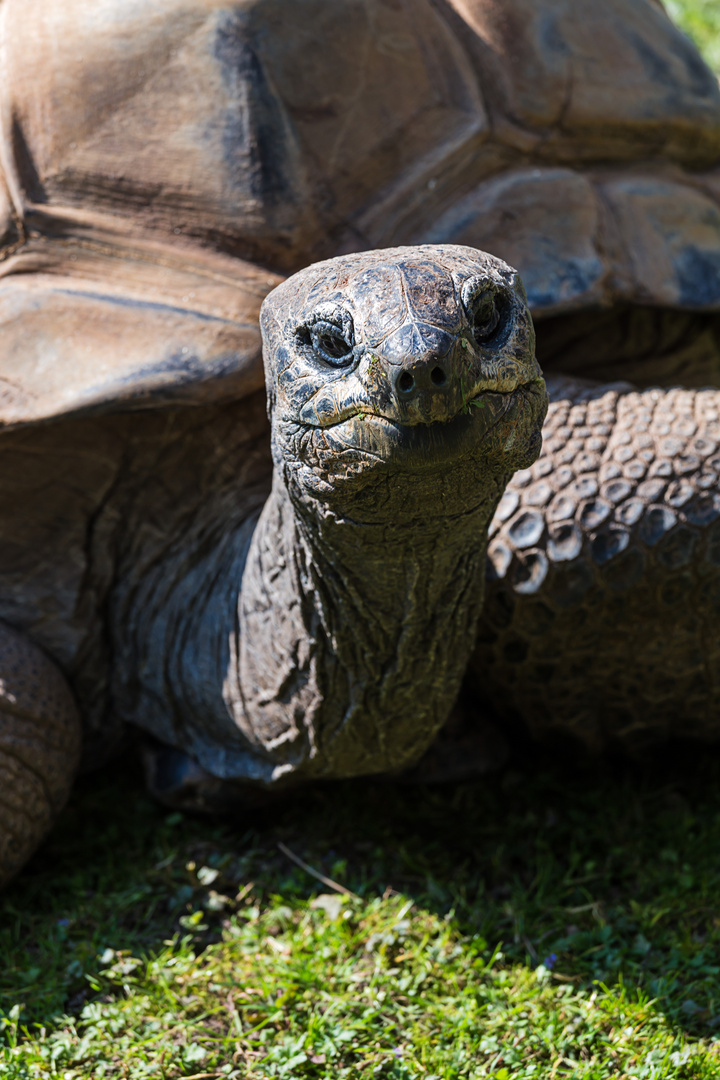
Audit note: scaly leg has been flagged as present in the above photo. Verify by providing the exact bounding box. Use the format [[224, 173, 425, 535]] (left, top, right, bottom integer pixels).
[[472, 377, 720, 751], [0, 621, 81, 886]]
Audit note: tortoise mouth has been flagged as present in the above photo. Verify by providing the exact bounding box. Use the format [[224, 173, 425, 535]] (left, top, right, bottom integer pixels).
[[340, 381, 529, 429], [299, 379, 547, 473], [301, 370, 544, 432]]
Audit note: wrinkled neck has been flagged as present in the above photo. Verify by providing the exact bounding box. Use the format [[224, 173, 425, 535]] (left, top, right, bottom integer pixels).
[[228, 466, 508, 782]]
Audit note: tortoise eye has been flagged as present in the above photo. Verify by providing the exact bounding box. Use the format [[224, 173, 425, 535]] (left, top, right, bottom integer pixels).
[[315, 328, 353, 362], [461, 281, 510, 347], [297, 315, 356, 368], [471, 290, 500, 342]]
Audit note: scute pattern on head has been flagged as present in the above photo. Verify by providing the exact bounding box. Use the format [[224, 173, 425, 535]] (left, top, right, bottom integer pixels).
[[262, 246, 522, 342]]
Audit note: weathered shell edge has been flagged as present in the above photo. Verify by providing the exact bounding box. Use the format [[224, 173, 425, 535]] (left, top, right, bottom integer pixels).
[[0, 231, 280, 428], [413, 165, 720, 317]]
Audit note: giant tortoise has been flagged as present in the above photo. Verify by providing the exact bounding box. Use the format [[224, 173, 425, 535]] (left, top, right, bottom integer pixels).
[[1, 0, 720, 886]]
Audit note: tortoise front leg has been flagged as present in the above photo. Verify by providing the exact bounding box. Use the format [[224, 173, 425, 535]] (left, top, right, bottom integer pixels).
[[0, 621, 81, 887], [471, 378, 720, 751]]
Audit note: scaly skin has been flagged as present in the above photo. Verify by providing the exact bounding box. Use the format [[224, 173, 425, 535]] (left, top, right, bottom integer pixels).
[[473, 376, 720, 750], [0, 622, 80, 887]]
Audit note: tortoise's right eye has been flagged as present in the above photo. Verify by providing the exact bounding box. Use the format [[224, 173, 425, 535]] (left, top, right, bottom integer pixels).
[[314, 327, 353, 362], [297, 315, 356, 368]]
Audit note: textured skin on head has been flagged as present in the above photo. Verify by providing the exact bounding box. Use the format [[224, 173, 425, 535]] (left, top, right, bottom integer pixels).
[[260, 245, 545, 503], [0, 621, 81, 887], [473, 377, 720, 749]]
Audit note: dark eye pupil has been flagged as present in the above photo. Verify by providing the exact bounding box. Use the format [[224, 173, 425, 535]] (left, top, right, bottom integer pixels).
[[319, 333, 351, 359], [472, 292, 500, 342], [297, 316, 356, 366]]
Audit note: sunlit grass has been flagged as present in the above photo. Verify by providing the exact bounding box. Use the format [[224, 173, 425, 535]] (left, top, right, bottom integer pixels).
[[3, 746, 720, 1077]]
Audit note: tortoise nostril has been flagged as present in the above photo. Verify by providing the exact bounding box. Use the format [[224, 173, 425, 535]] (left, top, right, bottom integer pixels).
[[398, 371, 415, 394], [431, 366, 447, 387]]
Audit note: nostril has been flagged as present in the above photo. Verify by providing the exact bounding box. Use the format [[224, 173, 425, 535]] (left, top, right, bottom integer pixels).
[[431, 366, 447, 387], [398, 371, 415, 394]]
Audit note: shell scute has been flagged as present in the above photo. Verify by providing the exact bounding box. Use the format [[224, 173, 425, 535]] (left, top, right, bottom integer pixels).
[[0, 0, 720, 407], [450, 0, 720, 165]]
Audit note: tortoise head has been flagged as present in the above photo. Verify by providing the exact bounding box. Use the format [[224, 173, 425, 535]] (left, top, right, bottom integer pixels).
[[260, 244, 547, 513]]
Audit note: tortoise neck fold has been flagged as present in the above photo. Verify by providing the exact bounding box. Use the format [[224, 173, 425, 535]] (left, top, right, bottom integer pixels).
[[228, 467, 507, 782]]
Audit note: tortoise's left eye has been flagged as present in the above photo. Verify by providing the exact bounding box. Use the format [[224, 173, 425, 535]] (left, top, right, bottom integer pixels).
[[462, 280, 510, 347], [470, 290, 501, 343]]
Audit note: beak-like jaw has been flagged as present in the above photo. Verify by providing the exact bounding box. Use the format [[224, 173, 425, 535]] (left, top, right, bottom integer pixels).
[[280, 374, 548, 522], [355, 317, 542, 427]]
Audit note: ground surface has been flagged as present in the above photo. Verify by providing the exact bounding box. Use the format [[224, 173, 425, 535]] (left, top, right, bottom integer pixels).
[[2, 4, 720, 1078], [4, 745, 720, 1079]]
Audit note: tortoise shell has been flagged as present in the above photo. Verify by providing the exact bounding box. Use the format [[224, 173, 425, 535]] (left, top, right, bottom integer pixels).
[[0, 0, 719, 428]]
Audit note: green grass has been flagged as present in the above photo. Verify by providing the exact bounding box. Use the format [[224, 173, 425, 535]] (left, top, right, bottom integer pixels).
[[3, 745, 720, 1078], [666, 0, 720, 74]]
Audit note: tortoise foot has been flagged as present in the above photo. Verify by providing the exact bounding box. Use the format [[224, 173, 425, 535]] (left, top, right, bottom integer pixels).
[[0, 621, 81, 888]]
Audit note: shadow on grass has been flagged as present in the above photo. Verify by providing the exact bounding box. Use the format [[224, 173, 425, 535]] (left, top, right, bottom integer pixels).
[[2, 738, 720, 1041]]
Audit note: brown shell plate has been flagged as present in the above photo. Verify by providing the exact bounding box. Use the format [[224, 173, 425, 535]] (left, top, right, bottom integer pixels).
[[0, 0, 719, 427]]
